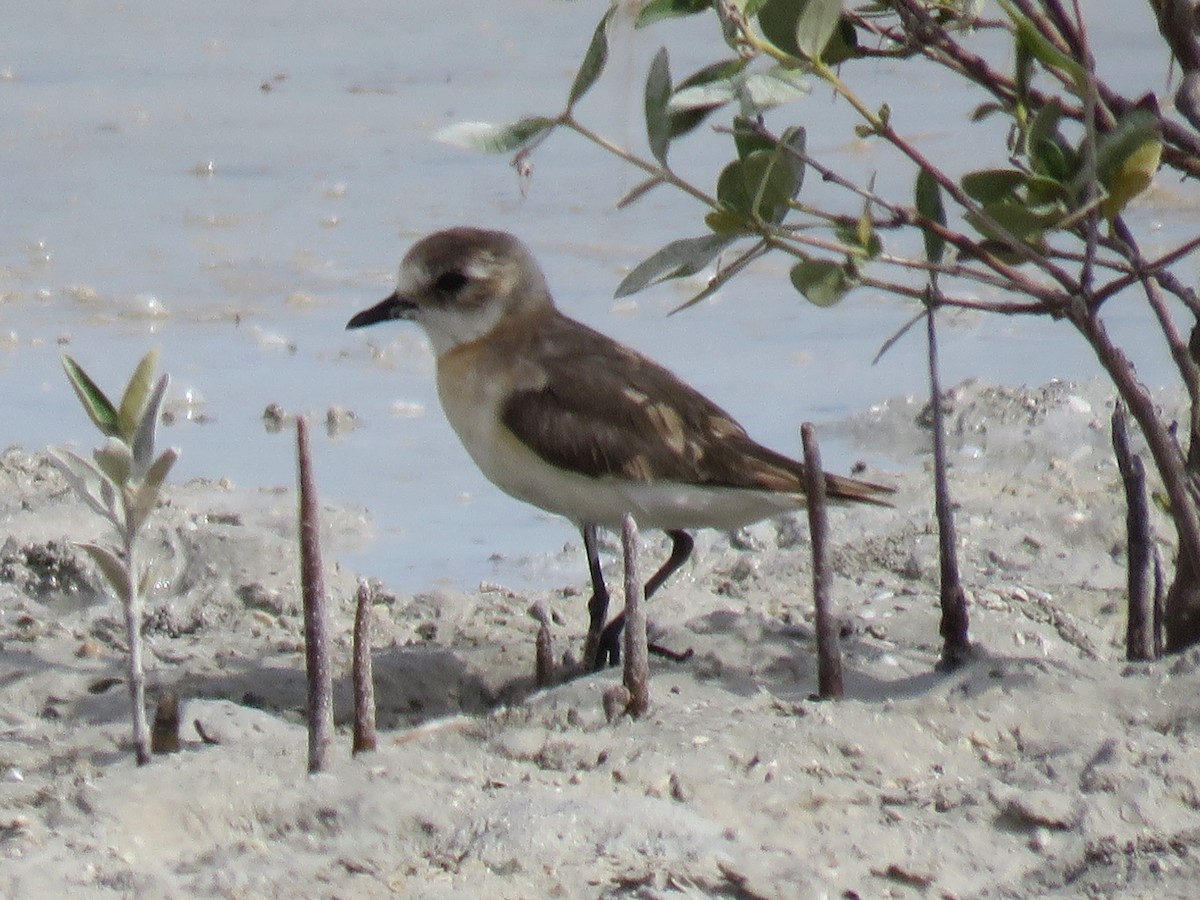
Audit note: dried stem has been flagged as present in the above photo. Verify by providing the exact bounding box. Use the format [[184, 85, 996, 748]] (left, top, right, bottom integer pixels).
[[1113, 401, 1158, 661], [123, 547, 151, 765], [150, 686, 181, 755], [925, 300, 973, 669], [297, 415, 333, 773], [531, 599, 556, 689], [801, 423, 842, 700], [621, 514, 650, 718], [352, 579, 377, 755]]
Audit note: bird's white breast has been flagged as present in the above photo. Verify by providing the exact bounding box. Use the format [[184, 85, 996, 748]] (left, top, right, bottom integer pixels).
[[434, 344, 804, 532]]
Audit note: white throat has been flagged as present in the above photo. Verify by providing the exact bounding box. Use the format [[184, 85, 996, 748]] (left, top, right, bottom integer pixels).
[[418, 303, 507, 358]]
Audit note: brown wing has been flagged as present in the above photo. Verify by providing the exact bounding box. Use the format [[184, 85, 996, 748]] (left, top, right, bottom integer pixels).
[[500, 315, 893, 505]]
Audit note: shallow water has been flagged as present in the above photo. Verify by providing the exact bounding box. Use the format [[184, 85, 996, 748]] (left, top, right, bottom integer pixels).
[[0, 0, 1192, 593]]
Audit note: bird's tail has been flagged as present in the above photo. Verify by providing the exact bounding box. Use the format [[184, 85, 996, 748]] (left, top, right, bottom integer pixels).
[[823, 471, 896, 507]]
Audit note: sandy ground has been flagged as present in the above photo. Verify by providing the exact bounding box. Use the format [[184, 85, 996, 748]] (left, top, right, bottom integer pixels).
[[2, 378, 1200, 899]]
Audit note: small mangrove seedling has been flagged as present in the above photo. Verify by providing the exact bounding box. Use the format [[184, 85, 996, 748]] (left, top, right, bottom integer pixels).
[[49, 349, 179, 766]]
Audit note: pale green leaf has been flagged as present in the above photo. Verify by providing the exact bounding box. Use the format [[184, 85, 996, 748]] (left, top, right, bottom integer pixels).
[[644, 47, 673, 165], [130, 373, 169, 478], [93, 438, 133, 487], [964, 201, 1061, 245], [78, 541, 131, 599], [915, 168, 947, 265], [117, 348, 160, 443], [779, 125, 807, 196], [794, 0, 843, 62], [568, 7, 615, 107], [435, 117, 557, 154], [131, 447, 179, 532], [961, 168, 1027, 204], [615, 233, 737, 298], [48, 447, 119, 522], [790, 258, 854, 306], [670, 81, 736, 113], [743, 149, 798, 223], [740, 68, 810, 110], [997, 0, 1087, 89], [636, 0, 712, 28]]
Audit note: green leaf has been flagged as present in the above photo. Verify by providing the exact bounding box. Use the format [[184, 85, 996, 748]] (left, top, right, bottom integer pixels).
[[740, 67, 810, 111], [779, 126, 807, 197], [970, 102, 1007, 123], [748, 149, 799, 223], [78, 541, 131, 599], [704, 208, 751, 234], [117, 348, 160, 443], [673, 58, 747, 101], [130, 373, 169, 478], [794, 0, 843, 62], [997, 0, 1086, 90], [670, 80, 736, 114], [820, 16, 859, 66], [732, 120, 805, 192], [435, 117, 557, 154], [636, 0, 713, 27], [758, 0, 803, 58], [568, 7, 615, 107], [1025, 174, 1069, 204], [1023, 100, 1078, 182], [1031, 134, 1077, 182], [835, 217, 881, 260], [614, 233, 737, 298], [62, 355, 119, 437], [667, 58, 748, 139], [790, 258, 854, 307], [1026, 97, 1063, 156], [964, 201, 1061, 246], [644, 47, 673, 165], [732, 116, 776, 161], [961, 169, 1026, 204], [716, 150, 797, 224], [759, 0, 844, 63], [915, 169, 947, 265]]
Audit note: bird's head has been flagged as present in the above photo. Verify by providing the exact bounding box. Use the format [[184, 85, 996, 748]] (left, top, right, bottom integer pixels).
[[347, 227, 553, 357]]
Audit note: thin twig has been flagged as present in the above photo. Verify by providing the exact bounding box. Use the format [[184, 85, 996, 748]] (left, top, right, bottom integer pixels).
[[1112, 401, 1157, 661], [925, 295, 973, 669], [1154, 544, 1167, 658], [352, 579, 378, 755], [297, 415, 333, 774], [801, 423, 842, 700], [1072, 0, 1100, 299], [621, 514, 650, 718], [530, 599, 556, 688], [193, 719, 221, 745]]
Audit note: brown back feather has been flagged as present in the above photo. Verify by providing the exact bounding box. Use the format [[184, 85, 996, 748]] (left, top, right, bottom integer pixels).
[[499, 313, 893, 505]]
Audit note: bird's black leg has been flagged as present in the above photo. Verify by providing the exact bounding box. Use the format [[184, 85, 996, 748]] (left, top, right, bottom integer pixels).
[[581, 524, 610, 669], [595, 529, 694, 669]]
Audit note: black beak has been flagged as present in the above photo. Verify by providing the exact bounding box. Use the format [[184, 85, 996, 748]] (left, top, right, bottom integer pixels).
[[346, 290, 416, 330]]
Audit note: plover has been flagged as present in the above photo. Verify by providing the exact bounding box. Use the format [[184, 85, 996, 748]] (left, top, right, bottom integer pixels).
[[347, 227, 892, 668]]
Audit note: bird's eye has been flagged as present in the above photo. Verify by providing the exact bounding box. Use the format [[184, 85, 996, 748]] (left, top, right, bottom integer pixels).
[[434, 270, 468, 295]]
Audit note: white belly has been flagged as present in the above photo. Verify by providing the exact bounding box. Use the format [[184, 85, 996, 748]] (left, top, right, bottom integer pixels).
[[436, 366, 801, 531]]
